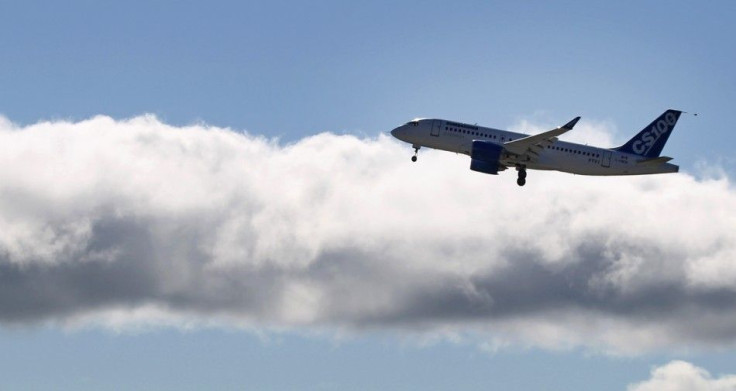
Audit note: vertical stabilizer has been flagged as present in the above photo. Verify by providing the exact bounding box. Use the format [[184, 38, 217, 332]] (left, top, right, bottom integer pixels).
[[613, 110, 681, 157]]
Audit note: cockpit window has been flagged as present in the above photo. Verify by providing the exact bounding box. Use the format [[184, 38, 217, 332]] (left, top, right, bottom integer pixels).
[[406, 119, 420, 127]]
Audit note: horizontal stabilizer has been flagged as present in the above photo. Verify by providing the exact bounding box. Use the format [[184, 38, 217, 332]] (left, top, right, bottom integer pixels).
[[636, 156, 673, 165]]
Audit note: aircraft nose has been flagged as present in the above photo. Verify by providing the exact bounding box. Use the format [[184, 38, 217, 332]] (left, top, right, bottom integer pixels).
[[390, 126, 404, 140]]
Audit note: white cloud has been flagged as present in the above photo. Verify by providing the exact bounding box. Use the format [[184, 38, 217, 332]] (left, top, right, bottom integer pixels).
[[1, 114, 736, 354], [628, 361, 736, 391]]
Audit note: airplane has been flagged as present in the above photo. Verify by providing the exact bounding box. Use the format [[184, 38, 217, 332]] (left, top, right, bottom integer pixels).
[[390, 110, 683, 186]]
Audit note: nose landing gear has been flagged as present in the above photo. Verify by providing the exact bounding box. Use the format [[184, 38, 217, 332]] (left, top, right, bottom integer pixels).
[[411, 145, 420, 162], [516, 166, 527, 186]]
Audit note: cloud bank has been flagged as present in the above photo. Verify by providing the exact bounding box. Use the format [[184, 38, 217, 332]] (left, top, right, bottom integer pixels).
[[628, 361, 736, 391], [1, 114, 735, 353]]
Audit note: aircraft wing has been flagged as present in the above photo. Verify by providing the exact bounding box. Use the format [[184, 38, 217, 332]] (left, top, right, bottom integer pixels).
[[503, 116, 580, 159]]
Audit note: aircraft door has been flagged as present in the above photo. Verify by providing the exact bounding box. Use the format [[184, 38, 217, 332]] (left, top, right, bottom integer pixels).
[[430, 120, 442, 137], [601, 151, 612, 168]]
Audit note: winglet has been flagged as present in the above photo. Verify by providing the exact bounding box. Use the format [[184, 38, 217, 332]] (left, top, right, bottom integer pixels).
[[562, 116, 581, 130]]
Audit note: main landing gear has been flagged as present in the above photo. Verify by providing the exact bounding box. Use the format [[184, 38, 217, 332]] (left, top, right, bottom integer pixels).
[[411, 145, 420, 162], [516, 166, 527, 186]]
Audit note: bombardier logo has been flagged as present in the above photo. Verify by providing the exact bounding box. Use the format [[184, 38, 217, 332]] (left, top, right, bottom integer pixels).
[[632, 111, 678, 155]]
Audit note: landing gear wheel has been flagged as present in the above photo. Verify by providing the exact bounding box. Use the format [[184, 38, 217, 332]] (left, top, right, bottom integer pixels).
[[516, 166, 527, 186], [411, 155, 417, 162]]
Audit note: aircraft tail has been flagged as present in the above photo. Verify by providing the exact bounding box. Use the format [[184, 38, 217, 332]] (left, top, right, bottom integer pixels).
[[613, 109, 682, 158]]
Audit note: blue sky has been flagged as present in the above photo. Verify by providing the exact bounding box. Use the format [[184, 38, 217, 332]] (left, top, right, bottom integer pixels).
[[5, 329, 736, 391], [1, 1, 736, 390]]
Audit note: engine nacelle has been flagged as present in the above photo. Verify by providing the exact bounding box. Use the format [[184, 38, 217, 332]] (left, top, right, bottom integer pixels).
[[470, 141, 504, 175]]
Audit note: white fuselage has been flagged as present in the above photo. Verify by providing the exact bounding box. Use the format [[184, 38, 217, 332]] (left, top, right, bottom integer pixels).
[[391, 119, 678, 176]]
